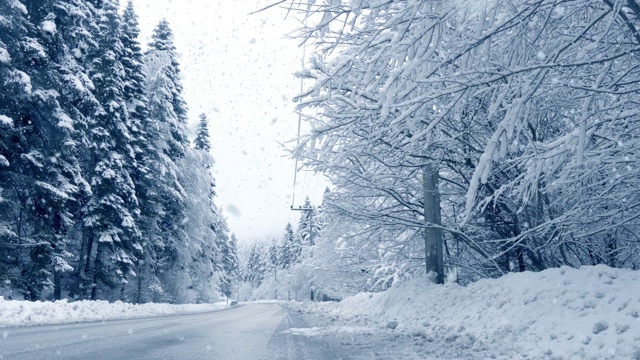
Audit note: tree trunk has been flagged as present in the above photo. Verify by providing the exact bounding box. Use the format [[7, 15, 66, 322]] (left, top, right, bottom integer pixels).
[[53, 271, 61, 300], [90, 242, 103, 301], [517, 250, 526, 272], [120, 276, 127, 302], [136, 266, 144, 304], [75, 233, 93, 299], [423, 164, 444, 284]]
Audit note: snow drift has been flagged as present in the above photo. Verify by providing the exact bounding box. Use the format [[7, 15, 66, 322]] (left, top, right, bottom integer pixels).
[[0, 298, 228, 327], [295, 265, 640, 360]]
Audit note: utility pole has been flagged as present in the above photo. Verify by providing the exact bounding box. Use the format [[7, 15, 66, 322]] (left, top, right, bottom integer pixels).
[[291, 203, 315, 300], [423, 164, 444, 284], [309, 210, 315, 246]]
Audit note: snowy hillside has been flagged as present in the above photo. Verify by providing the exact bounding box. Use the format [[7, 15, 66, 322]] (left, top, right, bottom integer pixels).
[[291, 265, 640, 360]]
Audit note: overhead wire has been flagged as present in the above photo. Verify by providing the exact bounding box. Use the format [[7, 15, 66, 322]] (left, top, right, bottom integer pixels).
[[311, 171, 321, 204]]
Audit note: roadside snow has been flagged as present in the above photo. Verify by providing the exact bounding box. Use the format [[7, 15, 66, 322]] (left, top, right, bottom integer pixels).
[[0, 298, 228, 327], [291, 265, 640, 360]]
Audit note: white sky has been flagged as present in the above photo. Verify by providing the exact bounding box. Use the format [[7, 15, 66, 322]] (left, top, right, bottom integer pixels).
[[129, 0, 327, 244]]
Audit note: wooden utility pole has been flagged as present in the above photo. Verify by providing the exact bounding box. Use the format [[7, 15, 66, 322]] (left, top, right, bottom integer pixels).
[[291, 204, 315, 300], [423, 164, 444, 284], [274, 265, 278, 300]]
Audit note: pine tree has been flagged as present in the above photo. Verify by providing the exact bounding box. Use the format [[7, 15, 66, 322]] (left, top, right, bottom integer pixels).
[[118, 0, 165, 304], [120, 1, 148, 125], [194, 113, 211, 151], [0, 0, 42, 299], [0, 0, 97, 300], [216, 229, 232, 297], [246, 243, 268, 287], [268, 238, 280, 268], [146, 19, 189, 157], [297, 197, 319, 246], [280, 223, 301, 269], [137, 19, 194, 303], [37, 0, 99, 300], [227, 233, 240, 281], [83, 0, 141, 300]]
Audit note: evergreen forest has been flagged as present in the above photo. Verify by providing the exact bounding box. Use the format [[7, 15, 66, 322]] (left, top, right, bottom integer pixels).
[[0, 0, 239, 303]]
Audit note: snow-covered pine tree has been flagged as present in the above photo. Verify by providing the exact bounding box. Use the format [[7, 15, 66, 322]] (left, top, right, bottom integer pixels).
[[0, 0, 46, 299], [280, 223, 301, 269], [225, 233, 240, 288], [173, 146, 222, 303], [146, 19, 189, 157], [215, 228, 232, 297], [120, 0, 148, 130], [296, 197, 319, 246], [0, 0, 97, 300], [268, 238, 280, 269], [316, 187, 330, 235], [191, 112, 232, 299], [245, 243, 268, 287], [118, 0, 166, 304], [139, 19, 193, 303], [194, 113, 211, 151], [83, 0, 141, 301]]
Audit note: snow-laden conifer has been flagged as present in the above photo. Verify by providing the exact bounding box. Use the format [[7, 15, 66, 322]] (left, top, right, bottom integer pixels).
[[194, 113, 211, 151]]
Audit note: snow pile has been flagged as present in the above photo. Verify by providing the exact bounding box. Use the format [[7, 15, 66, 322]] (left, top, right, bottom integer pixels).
[[295, 265, 640, 360], [0, 298, 228, 327]]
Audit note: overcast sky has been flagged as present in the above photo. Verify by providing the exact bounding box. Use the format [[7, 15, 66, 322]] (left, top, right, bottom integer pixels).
[[129, 0, 327, 244]]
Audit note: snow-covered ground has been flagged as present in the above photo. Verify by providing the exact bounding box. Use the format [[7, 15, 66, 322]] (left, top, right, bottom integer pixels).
[[289, 265, 640, 360], [0, 298, 229, 327]]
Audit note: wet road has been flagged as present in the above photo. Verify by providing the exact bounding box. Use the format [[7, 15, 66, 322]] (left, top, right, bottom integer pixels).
[[0, 303, 331, 360]]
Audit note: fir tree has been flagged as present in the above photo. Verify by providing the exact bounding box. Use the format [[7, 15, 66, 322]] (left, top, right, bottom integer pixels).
[[297, 197, 319, 246], [120, 1, 148, 125], [0, 0, 95, 300], [138, 19, 193, 302], [217, 230, 232, 297], [268, 238, 280, 268], [84, 0, 141, 300], [227, 234, 240, 281], [119, 0, 164, 303], [148, 19, 177, 52], [246, 243, 268, 287], [38, 0, 98, 300], [0, 0, 42, 299], [280, 223, 301, 269], [194, 113, 211, 151], [147, 19, 189, 156]]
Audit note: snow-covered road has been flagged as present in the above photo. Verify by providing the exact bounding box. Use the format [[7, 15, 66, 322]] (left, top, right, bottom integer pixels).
[[0, 303, 332, 360]]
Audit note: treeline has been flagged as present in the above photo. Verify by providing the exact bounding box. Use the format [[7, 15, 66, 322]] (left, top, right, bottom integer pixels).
[[242, 197, 321, 289], [0, 0, 239, 303], [285, 0, 640, 290]]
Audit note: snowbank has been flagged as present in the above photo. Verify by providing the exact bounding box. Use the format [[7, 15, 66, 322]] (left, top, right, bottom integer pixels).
[[295, 265, 640, 360], [0, 298, 228, 327]]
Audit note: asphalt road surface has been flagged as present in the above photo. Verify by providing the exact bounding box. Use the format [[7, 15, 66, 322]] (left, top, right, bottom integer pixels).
[[0, 303, 334, 360]]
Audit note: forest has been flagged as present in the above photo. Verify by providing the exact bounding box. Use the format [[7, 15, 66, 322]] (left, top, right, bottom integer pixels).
[[0, 0, 239, 303]]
